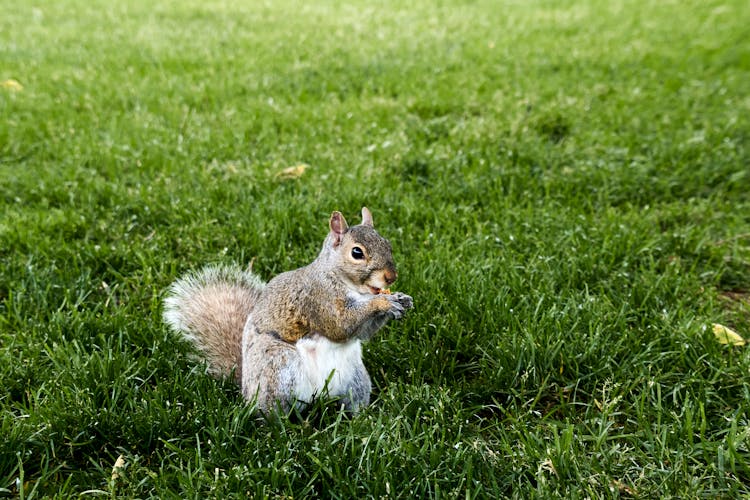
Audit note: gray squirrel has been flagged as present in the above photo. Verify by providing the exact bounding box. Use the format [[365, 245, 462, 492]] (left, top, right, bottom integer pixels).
[[163, 207, 413, 413]]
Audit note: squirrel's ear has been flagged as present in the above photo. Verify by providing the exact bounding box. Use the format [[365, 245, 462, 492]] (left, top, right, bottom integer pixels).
[[329, 211, 348, 247], [361, 207, 374, 227]]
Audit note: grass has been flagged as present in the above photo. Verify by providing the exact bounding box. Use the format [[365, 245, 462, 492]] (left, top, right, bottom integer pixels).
[[2, 0, 750, 496]]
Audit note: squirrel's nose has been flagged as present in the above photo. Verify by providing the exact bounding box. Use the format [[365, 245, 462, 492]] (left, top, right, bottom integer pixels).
[[384, 269, 397, 285]]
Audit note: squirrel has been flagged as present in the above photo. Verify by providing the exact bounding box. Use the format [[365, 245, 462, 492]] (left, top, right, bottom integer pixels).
[[163, 207, 413, 414]]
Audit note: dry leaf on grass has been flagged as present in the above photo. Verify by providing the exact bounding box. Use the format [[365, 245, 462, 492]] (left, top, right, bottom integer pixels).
[[610, 479, 637, 497], [275, 163, 308, 180], [1, 79, 23, 91], [111, 455, 126, 481], [712, 323, 746, 346]]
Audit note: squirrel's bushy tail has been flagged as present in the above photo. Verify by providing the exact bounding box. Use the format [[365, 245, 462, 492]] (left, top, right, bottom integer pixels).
[[163, 265, 265, 383]]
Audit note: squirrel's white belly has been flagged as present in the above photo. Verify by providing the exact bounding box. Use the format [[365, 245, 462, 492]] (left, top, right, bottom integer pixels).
[[294, 335, 363, 402]]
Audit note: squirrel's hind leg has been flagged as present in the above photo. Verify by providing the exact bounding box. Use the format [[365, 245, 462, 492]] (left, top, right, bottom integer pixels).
[[339, 365, 371, 413], [240, 316, 311, 413]]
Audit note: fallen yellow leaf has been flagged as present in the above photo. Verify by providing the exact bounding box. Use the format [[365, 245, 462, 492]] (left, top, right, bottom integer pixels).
[[610, 479, 637, 497], [276, 163, 308, 180], [1, 79, 23, 91], [712, 323, 746, 346], [111, 455, 126, 481]]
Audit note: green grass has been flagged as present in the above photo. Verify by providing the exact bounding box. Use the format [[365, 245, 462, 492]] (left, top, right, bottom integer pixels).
[[2, 0, 750, 496]]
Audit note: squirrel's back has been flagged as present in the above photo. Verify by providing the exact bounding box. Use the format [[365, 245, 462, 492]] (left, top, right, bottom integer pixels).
[[163, 265, 265, 382]]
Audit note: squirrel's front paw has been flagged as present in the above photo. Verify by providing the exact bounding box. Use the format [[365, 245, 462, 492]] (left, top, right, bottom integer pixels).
[[386, 292, 413, 319], [393, 292, 413, 310]]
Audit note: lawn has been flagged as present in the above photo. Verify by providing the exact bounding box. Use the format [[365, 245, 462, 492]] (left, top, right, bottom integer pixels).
[[1, 0, 749, 497]]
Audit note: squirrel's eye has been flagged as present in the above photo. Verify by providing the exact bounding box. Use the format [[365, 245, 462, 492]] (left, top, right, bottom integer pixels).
[[351, 247, 365, 260]]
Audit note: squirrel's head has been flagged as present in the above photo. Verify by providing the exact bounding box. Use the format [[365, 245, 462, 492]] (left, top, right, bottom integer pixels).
[[323, 207, 398, 295]]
